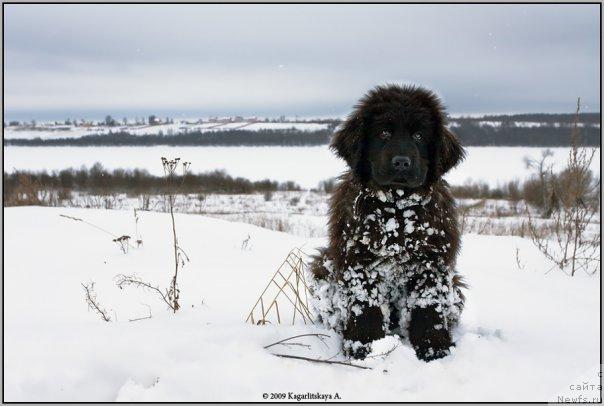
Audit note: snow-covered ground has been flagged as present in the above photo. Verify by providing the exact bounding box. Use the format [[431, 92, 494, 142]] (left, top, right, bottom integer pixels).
[[3, 146, 600, 189], [3, 206, 600, 402], [3, 121, 330, 140], [36, 191, 600, 239]]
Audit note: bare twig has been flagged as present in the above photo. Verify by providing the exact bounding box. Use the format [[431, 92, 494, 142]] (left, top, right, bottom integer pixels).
[[115, 274, 175, 311], [264, 333, 331, 350], [129, 303, 153, 322], [364, 344, 400, 359], [81, 282, 112, 322], [278, 342, 312, 349], [270, 353, 372, 370], [525, 98, 600, 276]]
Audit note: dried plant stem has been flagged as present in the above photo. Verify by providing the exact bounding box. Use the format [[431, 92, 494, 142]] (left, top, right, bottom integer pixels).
[[246, 248, 314, 325], [169, 200, 179, 313], [115, 274, 175, 311], [364, 344, 400, 359], [270, 353, 372, 370], [161, 157, 190, 313], [81, 282, 112, 322], [129, 303, 152, 322], [263, 333, 330, 350], [60, 214, 137, 250]]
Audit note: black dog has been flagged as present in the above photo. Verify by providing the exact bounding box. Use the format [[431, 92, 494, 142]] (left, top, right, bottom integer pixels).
[[310, 84, 467, 361]]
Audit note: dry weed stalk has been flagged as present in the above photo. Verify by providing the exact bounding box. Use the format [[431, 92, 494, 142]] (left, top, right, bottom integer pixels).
[[60, 213, 138, 252], [113, 158, 191, 314], [161, 157, 191, 313], [241, 234, 251, 251], [133, 208, 143, 247], [246, 248, 314, 325], [526, 98, 600, 276], [82, 282, 112, 322], [515, 248, 526, 270], [271, 353, 372, 370], [263, 333, 330, 350], [113, 235, 131, 254]]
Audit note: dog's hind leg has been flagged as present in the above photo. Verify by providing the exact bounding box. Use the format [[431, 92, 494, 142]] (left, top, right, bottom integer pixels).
[[308, 247, 331, 280]]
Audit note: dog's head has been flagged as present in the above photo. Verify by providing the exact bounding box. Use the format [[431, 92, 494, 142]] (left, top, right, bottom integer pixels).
[[331, 84, 465, 189]]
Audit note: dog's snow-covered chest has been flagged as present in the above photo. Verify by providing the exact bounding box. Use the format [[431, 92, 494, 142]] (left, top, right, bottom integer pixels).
[[344, 188, 447, 260]]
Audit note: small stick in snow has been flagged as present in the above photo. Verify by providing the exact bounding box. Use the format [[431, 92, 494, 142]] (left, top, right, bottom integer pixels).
[[364, 344, 400, 359], [129, 303, 153, 322], [277, 342, 312, 350], [271, 353, 372, 370], [263, 333, 330, 350]]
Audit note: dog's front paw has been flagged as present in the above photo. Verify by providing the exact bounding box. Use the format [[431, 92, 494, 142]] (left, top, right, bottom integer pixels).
[[408, 306, 455, 362], [343, 339, 372, 360], [413, 339, 454, 362]]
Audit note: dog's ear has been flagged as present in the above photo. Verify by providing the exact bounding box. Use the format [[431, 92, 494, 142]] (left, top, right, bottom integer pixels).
[[330, 111, 365, 171], [438, 126, 466, 175]]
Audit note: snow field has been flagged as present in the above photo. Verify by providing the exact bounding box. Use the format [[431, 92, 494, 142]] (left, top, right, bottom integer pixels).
[[3, 121, 330, 140], [3, 206, 600, 401]]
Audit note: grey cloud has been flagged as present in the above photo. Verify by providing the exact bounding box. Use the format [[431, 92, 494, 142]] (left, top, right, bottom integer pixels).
[[4, 4, 600, 117]]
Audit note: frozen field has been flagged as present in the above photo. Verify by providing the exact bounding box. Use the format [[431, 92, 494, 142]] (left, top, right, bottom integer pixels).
[[3, 121, 330, 140], [3, 207, 600, 402], [3, 146, 600, 189], [4, 119, 598, 141]]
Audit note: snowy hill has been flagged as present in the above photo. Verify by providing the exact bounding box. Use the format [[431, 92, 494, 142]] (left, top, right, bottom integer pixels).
[[3, 207, 600, 402]]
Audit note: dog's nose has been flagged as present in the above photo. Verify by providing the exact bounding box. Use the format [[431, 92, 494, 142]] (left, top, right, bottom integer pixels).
[[392, 156, 411, 171]]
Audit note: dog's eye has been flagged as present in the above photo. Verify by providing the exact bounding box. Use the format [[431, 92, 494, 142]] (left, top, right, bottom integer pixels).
[[380, 130, 391, 140], [413, 133, 422, 142]]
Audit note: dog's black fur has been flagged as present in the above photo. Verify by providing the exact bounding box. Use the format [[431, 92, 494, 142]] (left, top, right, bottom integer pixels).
[[310, 84, 467, 361]]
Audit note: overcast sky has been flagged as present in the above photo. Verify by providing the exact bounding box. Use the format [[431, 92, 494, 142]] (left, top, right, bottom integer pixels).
[[3, 4, 601, 119]]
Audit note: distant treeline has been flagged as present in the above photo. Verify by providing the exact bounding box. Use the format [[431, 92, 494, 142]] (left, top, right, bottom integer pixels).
[[452, 122, 600, 147], [5, 129, 333, 147], [3, 164, 302, 199], [463, 112, 600, 125], [4, 115, 601, 147]]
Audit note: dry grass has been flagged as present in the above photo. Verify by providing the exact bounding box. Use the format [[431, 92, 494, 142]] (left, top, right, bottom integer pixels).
[[246, 248, 314, 325]]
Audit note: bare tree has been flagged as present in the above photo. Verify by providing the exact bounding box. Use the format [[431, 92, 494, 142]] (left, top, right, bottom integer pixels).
[[526, 98, 600, 276], [524, 149, 555, 217]]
